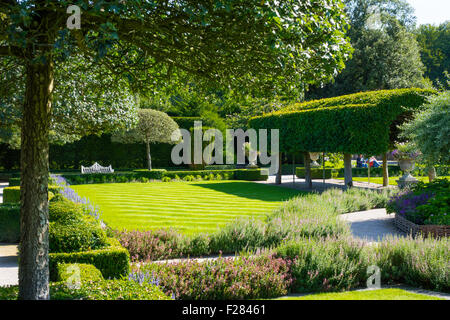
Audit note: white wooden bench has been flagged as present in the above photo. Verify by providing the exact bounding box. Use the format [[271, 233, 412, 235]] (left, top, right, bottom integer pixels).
[[81, 162, 114, 174]]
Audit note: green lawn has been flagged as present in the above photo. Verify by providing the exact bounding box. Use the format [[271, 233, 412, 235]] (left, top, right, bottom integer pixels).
[[337, 176, 450, 186], [277, 289, 444, 300], [72, 181, 302, 234]]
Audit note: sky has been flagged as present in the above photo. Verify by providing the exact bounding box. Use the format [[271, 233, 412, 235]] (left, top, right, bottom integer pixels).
[[406, 0, 450, 25]]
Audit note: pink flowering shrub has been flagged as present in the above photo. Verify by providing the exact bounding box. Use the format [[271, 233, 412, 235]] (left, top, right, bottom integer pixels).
[[136, 253, 293, 300], [275, 236, 368, 293], [113, 229, 187, 261]]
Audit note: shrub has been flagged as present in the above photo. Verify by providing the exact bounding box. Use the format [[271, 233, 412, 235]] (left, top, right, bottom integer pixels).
[[162, 177, 171, 182], [55, 263, 104, 283], [0, 281, 171, 300], [49, 240, 130, 281], [133, 169, 167, 180], [49, 218, 109, 253], [210, 218, 267, 253], [296, 167, 332, 179], [234, 168, 269, 181], [275, 236, 368, 293], [49, 195, 84, 224], [138, 253, 292, 300], [3, 185, 62, 203], [387, 178, 449, 225], [0, 204, 20, 243], [183, 175, 194, 182], [368, 235, 450, 292], [3, 186, 20, 203], [113, 229, 186, 262]]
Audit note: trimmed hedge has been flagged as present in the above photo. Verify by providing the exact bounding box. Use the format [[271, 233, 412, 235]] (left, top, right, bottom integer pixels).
[[0, 204, 20, 243], [3, 187, 20, 203], [3, 185, 62, 203], [133, 169, 167, 180], [55, 263, 104, 283], [296, 167, 332, 179], [49, 239, 130, 281], [250, 88, 436, 154], [234, 168, 269, 181], [0, 280, 171, 300]]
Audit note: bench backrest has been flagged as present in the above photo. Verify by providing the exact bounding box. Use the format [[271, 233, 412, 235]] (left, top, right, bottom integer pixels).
[[81, 162, 114, 174]]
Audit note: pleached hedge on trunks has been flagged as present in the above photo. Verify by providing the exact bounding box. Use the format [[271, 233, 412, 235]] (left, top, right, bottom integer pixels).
[[249, 88, 436, 155]]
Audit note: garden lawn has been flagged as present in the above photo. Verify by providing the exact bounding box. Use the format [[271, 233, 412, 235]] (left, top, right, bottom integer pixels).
[[277, 289, 444, 300], [72, 181, 302, 235], [337, 176, 450, 186]]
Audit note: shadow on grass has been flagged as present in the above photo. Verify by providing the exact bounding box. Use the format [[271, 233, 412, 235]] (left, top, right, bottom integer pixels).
[[191, 181, 304, 202]]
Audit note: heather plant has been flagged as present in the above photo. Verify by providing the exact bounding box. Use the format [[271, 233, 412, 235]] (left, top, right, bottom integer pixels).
[[136, 253, 292, 300], [275, 236, 368, 293], [367, 235, 450, 292]]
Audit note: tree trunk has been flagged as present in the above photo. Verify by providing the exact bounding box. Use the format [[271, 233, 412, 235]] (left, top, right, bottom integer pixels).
[[19, 58, 54, 300], [344, 153, 353, 188], [427, 166, 436, 182], [304, 152, 312, 189], [275, 152, 282, 184], [146, 140, 152, 171], [382, 153, 389, 187]]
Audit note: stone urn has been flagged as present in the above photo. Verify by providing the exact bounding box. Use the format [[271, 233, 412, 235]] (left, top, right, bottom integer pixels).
[[309, 152, 320, 167], [397, 158, 418, 188]]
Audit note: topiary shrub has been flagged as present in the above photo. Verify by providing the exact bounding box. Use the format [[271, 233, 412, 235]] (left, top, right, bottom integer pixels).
[[3, 186, 20, 203], [55, 263, 104, 284], [133, 169, 167, 180], [49, 195, 84, 224], [49, 238, 130, 281], [49, 217, 109, 253], [0, 204, 20, 243]]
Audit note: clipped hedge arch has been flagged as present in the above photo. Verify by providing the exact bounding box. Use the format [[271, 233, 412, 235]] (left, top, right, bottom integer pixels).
[[249, 88, 436, 186]]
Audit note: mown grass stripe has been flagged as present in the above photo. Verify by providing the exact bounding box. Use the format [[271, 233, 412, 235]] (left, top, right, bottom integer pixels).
[[72, 181, 302, 235]]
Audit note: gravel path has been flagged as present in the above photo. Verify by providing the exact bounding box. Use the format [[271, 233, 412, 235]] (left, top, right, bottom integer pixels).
[[339, 208, 404, 242], [0, 244, 19, 287], [257, 174, 393, 192]]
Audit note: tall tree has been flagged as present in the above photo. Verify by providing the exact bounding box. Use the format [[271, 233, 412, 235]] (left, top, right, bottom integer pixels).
[[0, 0, 352, 299], [112, 109, 179, 170], [416, 22, 450, 90], [306, 0, 427, 99]]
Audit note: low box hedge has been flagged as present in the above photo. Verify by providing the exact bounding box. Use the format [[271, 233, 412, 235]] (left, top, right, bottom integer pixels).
[[49, 239, 130, 281], [3, 185, 62, 203], [0, 204, 20, 243], [133, 169, 167, 180], [234, 168, 269, 181], [55, 263, 104, 284], [163, 169, 237, 180], [3, 186, 20, 203], [296, 167, 332, 179]]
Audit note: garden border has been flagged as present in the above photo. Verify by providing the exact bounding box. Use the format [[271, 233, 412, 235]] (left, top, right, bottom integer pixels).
[[394, 213, 449, 238]]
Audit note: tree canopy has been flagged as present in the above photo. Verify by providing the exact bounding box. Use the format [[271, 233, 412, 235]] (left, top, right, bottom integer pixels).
[[249, 88, 435, 155], [0, 0, 354, 299], [306, 0, 428, 99], [400, 91, 450, 165]]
